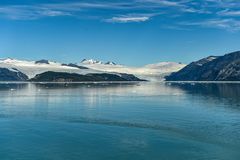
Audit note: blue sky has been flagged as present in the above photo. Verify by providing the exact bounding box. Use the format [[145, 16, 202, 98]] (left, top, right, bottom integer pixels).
[[1, 0, 240, 66]]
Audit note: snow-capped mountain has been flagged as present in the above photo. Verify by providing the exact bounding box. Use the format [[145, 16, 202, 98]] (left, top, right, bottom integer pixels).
[[0, 58, 102, 79], [81, 59, 117, 65], [81, 59, 104, 65], [166, 51, 240, 81], [80, 60, 186, 81], [105, 61, 116, 65], [0, 58, 185, 81]]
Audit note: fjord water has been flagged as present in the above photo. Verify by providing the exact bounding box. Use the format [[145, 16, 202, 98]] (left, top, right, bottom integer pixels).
[[0, 82, 240, 160]]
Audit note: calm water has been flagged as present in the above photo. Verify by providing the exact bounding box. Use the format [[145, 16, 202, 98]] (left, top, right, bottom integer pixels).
[[0, 82, 240, 160]]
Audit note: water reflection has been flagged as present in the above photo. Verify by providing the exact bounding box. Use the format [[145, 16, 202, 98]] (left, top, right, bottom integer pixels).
[[168, 82, 240, 108], [1, 82, 240, 108], [0, 82, 240, 160], [0, 83, 28, 90]]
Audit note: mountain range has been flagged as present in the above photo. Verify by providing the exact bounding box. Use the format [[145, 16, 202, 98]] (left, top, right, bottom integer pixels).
[[2, 51, 240, 82], [166, 51, 240, 81], [0, 58, 184, 82]]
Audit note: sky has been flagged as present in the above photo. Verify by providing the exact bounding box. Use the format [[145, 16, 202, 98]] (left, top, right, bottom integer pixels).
[[1, 0, 240, 66]]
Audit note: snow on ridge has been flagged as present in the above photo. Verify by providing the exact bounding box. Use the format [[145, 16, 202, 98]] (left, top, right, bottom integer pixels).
[[206, 56, 218, 61], [81, 59, 118, 65], [6, 68, 19, 73], [81, 59, 104, 65]]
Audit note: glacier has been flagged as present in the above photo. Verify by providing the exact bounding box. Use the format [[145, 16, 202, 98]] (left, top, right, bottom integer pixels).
[[0, 58, 185, 81]]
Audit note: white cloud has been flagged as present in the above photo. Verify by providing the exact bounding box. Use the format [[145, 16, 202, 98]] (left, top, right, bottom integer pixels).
[[40, 10, 71, 17], [0, 5, 71, 20], [136, 0, 183, 7], [179, 19, 240, 32], [218, 10, 240, 16], [0, 1, 194, 20], [1, 0, 240, 31], [105, 15, 150, 23]]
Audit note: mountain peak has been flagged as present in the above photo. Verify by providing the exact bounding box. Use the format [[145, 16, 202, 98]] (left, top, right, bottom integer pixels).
[[35, 59, 49, 64], [105, 61, 116, 65], [0, 58, 15, 62], [81, 59, 117, 65], [81, 59, 103, 65]]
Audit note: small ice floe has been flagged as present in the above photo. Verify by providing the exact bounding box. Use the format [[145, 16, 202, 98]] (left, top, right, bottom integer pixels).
[[10, 88, 15, 91]]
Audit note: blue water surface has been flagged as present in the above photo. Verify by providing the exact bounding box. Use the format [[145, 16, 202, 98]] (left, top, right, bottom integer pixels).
[[0, 82, 240, 160]]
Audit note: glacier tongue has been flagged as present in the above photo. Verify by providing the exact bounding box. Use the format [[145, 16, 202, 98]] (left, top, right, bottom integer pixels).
[[80, 61, 186, 81]]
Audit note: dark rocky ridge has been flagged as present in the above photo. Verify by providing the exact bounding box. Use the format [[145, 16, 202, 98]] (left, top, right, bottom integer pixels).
[[166, 51, 240, 81], [0, 68, 28, 81], [61, 63, 89, 69], [30, 71, 144, 82], [35, 59, 49, 64]]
